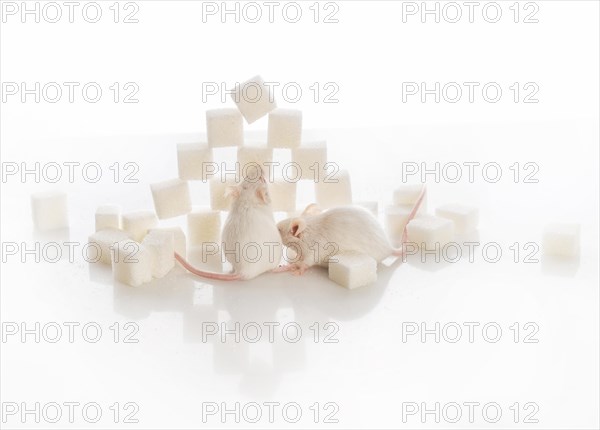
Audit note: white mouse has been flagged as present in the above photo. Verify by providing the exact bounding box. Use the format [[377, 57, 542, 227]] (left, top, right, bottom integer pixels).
[[277, 188, 425, 275], [175, 168, 290, 280]]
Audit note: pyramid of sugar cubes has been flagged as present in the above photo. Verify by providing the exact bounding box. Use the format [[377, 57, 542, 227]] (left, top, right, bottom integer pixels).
[[29, 75, 579, 290], [80, 75, 355, 287]]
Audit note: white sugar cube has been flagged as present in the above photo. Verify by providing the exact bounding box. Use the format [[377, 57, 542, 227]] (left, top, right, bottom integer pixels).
[[209, 178, 238, 211], [231, 75, 277, 124], [122, 211, 158, 242], [88, 228, 132, 265], [142, 230, 175, 278], [315, 169, 352, 209], [149, 226, 187, 257], [150, 178, 192, 220], [393, 184, 427, 212], [406, 215, 455, 249], [355, 201, 378, 217], [111, 240, 153, 287], [31, 192, 68, 231], [206, 108, 243, 148], [188, 207, 221, 246], [177, 142, 214, 181], [291, 140, 327, 180], [267, 109, 302, 149], [543, 224, 580, 257], [270, 179, 297, 212], [329, 252, 377, 289], [436, 204, 479, 234], [384, 205, 414, 243], [95, 205, 120, 231], [237, 144, 273, 179]]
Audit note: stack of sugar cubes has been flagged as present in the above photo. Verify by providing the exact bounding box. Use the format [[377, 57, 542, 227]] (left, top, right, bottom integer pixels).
[[383, 184, 480, 252], [82, 75, 357, 287]]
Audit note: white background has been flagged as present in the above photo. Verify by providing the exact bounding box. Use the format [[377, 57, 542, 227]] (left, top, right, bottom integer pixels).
[[1, 1, 599, 429]]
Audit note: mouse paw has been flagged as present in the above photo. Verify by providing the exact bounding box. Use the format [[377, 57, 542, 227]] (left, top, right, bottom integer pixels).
[[292, 262, 309, 276], [272, 263, 296, 273]]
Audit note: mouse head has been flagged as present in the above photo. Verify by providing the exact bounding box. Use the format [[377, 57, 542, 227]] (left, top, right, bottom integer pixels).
[[277, 217, 307, 245], [277, 203, 322, 244], [226, 166, 271, 206]]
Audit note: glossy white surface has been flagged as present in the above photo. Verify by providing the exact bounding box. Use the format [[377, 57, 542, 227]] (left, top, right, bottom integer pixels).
[[1, 122, 598, 429]]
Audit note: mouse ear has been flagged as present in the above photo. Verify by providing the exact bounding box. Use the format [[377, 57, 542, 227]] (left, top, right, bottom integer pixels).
[[290, 218, 306, 238], [256, 186, 270, 204], [224, 185, 240, 200], [301, 203, 322, 217]]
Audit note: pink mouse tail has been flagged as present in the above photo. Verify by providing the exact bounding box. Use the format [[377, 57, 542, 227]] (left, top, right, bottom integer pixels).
[[392, 186, 427, 257], [174, 252, 243, 281]]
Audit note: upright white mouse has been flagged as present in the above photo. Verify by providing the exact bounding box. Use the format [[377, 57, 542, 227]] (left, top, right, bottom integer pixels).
[[221, 170, 283, 279], [175, 168, 288, 281]]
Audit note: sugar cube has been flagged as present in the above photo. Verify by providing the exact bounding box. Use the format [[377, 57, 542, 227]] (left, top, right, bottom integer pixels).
[[188, 207, 221, 246], [355, 201, 378, 217], [231, 75, 277, 124], [406, 215, 455, 249], [237, 144, 273, 179], [269, 179, 297, 212], [393, 184, 425, 204], [111, 239, 153, 287], [209, 178, 238, 211], [31, 191, 68, 231], [393, 184, 427, 212], [177, 142, 214, 181], [267, 109, 302, 149], [95, 205, 120, 231], [384, 205, 414, 243], [543, 224, 580, 257], [436, 204, 479, 234], [328, 252, 377, 289], [149, 226, 187, 257], [206, 108, 243, 148], [150, 178, 192, 220], [291, 140, 327, 180], [315, 169, 352, 209], [142, 230, 175, 278], [88, 228, 132, 265], [122, 211, 158, 242]]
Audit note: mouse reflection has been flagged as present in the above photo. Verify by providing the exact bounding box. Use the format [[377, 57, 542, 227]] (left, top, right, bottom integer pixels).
[[100, 245, 400, 397]]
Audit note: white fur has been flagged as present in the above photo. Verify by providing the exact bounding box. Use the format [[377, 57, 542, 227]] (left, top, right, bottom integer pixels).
[[222, 178, 283, 279], [277, 206, 394, 268]]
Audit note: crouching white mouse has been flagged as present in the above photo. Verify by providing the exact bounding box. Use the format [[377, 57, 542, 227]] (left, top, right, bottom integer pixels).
[[175, 168, 292, 280], [277, 187, 426, 275]]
